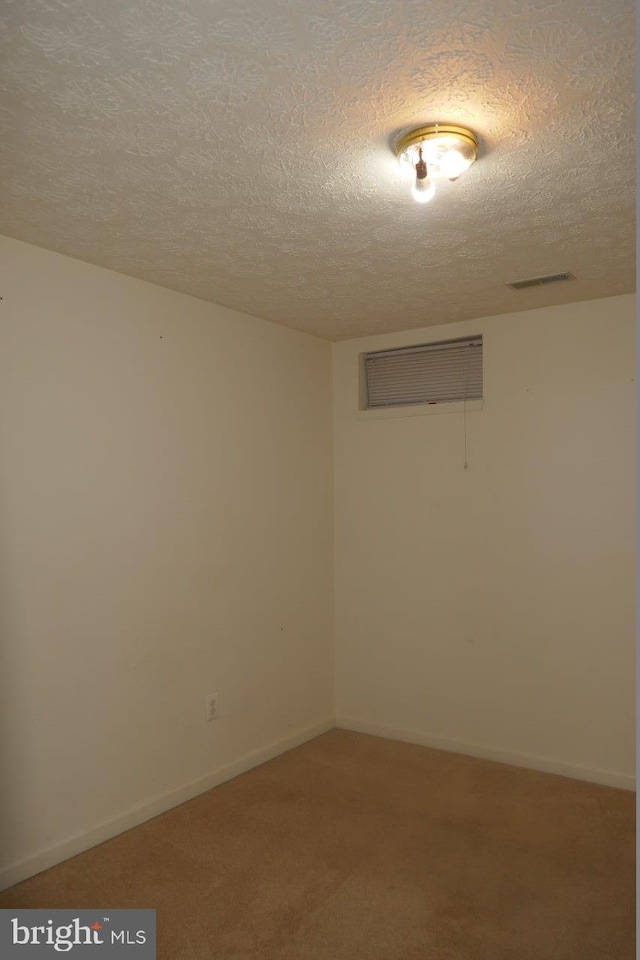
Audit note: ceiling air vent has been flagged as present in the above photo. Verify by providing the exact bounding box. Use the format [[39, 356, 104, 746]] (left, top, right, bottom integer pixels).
[[507, 272, 575, 290]]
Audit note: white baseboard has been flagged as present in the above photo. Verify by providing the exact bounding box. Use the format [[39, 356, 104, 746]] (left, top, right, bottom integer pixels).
[[0, 717, 334, 893], [3, 715, 632, 892], [336, 716, 636, 792]]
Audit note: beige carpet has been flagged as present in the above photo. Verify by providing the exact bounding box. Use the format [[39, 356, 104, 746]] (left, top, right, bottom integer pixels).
[[0, 729, 634, 959]]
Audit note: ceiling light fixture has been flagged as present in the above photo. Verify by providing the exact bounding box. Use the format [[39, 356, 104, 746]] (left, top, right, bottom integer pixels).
[[395, 124, 479, 204]]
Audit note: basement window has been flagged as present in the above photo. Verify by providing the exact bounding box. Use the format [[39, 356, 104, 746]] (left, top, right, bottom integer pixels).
[[362, 335, 483, 411]]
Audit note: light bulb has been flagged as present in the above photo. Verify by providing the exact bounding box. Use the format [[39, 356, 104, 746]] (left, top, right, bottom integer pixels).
[[439, 149, 468, 179], [412, 177, 435, 203]]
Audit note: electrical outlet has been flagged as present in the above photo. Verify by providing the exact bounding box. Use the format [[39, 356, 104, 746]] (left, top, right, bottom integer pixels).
[[205, 692, 219, 722]]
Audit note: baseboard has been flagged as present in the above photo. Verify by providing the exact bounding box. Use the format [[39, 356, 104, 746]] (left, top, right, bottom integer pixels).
[[336, 716, 636, 792], [0, 717, 334, 893]]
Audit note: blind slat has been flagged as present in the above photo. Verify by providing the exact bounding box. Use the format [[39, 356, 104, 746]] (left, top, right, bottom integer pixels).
[[365, 336, 483, 408]]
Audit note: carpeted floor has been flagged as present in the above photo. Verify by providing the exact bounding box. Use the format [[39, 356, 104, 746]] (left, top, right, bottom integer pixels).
[[0, 729, 635, 959]]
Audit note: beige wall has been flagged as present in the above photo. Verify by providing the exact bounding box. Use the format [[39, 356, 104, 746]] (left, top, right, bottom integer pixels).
[[333, 295, 635, 788], [0, 237, 634, 888], [0, 236, 334, 885]]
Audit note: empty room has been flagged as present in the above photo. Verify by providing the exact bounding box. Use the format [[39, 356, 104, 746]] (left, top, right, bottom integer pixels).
[[0, 0, 635, 958]]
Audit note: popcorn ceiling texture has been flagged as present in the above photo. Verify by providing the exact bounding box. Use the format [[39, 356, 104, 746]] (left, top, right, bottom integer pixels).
[[0, 0, 635, 340]]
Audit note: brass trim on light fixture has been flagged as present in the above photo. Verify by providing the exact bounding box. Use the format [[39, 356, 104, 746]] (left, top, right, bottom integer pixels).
[[395, 123, 479, 160]]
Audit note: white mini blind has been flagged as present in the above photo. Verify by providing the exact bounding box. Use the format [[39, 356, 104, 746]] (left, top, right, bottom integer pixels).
[[364, 335, 483, 409]]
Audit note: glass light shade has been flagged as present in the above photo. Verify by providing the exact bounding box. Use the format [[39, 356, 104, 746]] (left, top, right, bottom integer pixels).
[[411, 177, 435, 203], [398, 135, 475, 181], [397, 152, 417, 179], [439, 149, 468, 179]]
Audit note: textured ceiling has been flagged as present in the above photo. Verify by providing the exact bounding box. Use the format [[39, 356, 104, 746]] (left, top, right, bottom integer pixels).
[[0, 0, 635, 340]]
